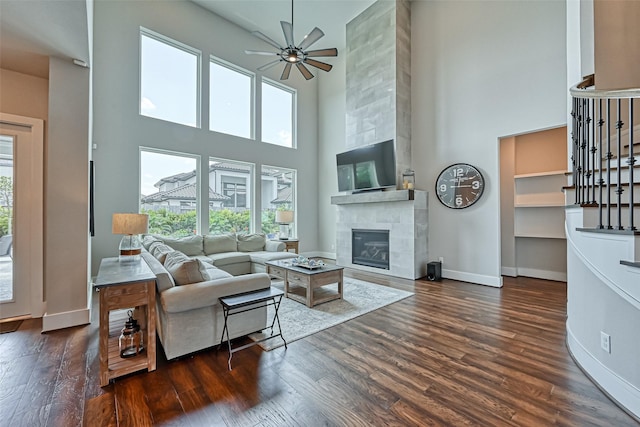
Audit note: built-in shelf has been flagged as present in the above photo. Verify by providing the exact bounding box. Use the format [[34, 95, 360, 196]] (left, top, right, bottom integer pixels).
[[515, 192, 566, 207], [514, 170, 568, 179]]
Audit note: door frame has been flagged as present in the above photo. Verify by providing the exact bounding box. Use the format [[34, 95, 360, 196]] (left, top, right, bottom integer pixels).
[[0, 113, 44, 320]]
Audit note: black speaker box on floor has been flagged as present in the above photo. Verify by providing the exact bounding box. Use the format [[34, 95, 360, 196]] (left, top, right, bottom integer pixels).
[[426, 261, 442, 281]]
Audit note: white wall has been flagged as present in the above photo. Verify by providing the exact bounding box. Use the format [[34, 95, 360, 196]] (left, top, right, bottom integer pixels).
[[92, 0, 319, 272], [318, 0, 567, 285], [43, 57, 91, 331]]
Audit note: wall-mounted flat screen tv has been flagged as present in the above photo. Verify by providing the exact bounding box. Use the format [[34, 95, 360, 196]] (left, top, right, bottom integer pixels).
[[336, 140, 396, 193]]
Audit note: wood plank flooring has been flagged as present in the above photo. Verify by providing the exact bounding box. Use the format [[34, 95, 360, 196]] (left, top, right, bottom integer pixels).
[[1, 272, 638, 426]]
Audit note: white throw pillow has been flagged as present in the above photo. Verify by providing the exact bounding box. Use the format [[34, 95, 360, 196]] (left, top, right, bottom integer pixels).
[[151, 243, 174, 264], [163, 251, 210, 286]]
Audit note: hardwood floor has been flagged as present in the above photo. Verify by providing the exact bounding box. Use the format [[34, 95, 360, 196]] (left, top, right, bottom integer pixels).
[[1, 272, 638, 426]]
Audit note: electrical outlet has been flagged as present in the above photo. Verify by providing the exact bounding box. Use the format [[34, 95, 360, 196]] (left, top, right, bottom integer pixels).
[[600, 331, 611, 353], [438, 256, 444, 264]]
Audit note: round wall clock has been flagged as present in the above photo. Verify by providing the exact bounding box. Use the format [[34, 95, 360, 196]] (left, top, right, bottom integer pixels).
[[435, 163, 485, 209]]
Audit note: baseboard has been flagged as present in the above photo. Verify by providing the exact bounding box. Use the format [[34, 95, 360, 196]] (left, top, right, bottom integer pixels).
[[442, 269, 503, 288], [42, 307, 91, 332], [567, 325, 640, 421], [501, 266, 517, 277], [516, 267, 567, 282]]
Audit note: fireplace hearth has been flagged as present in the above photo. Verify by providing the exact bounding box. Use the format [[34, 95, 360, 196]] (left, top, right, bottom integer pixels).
[[352, 229, 390, 270]]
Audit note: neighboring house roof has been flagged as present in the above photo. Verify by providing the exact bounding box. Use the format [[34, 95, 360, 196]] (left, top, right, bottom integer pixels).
[[154, 163, 252, 188], [271, 186, 292, 204], [141, 184, 228, 203]]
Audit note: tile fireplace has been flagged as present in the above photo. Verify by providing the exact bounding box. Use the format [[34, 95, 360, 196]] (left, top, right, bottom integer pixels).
[[331, 190, 428, 280]]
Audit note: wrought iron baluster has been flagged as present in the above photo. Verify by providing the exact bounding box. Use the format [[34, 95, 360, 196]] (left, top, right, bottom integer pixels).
[[598, 99, 604, 228], [590, 98, 596, 204], [616, 99, 624, 230], [580, 99, 589, 203], [606, 99, 612, 229], [629, 98, 636, 231]]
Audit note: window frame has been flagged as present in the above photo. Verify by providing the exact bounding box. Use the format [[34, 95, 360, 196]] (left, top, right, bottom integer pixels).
[[209, 56, 255, 139], [139, 27, 202, 128], [261, 77, 297, 149], [260, 165, 297, 238]]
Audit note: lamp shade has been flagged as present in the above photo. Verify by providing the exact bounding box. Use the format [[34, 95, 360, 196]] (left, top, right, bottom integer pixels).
[[112, 213, 149, 235], [275, 210, 294, 224]]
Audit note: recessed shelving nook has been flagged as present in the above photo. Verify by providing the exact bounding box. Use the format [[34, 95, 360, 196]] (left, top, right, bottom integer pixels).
[[500, 126, 568, 281]]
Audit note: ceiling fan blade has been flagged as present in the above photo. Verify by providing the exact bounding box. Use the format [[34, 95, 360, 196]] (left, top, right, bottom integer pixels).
[[245, 50, 279, 56], [298, 27, 324, 50], [304, 58, 332, 72], [257, 59, 282, 71], [280, 63, 292, 80], [281, 21, 294, 48], [306, 48, 338, 57], [250, 31, 283, 50], [296, 62, 314, 80]]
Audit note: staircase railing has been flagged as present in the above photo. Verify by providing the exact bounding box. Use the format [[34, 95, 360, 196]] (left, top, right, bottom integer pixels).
[[570, 80, 639, 232]]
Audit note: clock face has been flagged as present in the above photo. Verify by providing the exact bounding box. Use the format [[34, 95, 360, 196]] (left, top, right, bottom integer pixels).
[[435, 163, 485, 209]]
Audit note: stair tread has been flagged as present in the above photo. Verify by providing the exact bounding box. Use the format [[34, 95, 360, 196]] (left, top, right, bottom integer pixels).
[[576, 227, 640, 235], [620, 260, 640, 268]]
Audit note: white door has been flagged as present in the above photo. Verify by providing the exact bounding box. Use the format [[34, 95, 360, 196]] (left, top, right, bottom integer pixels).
[[0, 114, 44, 320]]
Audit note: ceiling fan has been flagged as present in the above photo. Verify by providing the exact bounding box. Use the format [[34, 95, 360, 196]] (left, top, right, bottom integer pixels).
[[244, 0, 338, 81]]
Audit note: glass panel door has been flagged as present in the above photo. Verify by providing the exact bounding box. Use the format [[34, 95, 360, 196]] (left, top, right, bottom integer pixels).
[[0, 135, 15, 304]]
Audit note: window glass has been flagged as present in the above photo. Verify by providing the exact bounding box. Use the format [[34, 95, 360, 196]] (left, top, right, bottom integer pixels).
[[210, 59, 253, 138], [261, 165, 296, 239], [261, 80, 295, 148], [208, 158, 253, 234], [140, 149, 198, 237], [140, 29, 200, 127]]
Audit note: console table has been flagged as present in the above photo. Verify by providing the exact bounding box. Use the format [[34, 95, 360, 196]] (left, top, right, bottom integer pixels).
[[280, 239, 299, 254], [94, 257, 157, 386]]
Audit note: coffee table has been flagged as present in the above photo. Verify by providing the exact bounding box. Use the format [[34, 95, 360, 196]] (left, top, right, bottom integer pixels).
[[266, 260, 344, 308]]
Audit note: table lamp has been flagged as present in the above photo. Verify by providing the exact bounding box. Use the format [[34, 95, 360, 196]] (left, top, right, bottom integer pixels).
[[275, 210, 294, 240], [112, 213, 149, 262]]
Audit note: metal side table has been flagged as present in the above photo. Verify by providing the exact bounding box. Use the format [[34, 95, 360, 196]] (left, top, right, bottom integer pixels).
[[218, 287, 287, 370]]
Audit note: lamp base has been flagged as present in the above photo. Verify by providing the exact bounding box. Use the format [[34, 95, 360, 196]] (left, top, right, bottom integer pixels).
[[119, 235, 142, 263], [278, 224, 291, 240]]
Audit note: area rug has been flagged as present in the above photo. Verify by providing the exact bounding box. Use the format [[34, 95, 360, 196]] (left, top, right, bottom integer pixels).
[[249, 278, 413, 351], [0, 320, 22, 334]]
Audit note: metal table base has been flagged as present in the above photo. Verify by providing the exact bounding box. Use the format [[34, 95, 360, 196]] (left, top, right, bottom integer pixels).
[[218, 287, 287, 370]]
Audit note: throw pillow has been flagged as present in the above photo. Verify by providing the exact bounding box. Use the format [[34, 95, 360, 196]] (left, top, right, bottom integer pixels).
[[237, 233, 266, 252], [151, 243, 174, 264], [142, 234, 161, 250], [164, 251, 210, 286]]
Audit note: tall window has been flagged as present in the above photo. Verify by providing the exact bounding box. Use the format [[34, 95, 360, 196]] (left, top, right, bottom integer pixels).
[[210, 58, 253, 139], [140, 28, 200, 127], [261, 165, 296, 239], [140, 149, 199, 237], [209, 158, 253, 235], [261, 80, 295, 148]]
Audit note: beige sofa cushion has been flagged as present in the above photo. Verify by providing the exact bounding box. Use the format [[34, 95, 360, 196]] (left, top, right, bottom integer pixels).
[[204, 233, 237, 254], [160, 235, 204, 257], [164, 251, 210, 285], [206, 252, 251, 267], [237, 233, 266, 252]]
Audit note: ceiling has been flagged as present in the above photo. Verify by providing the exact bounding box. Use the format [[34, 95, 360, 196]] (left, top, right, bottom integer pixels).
[[0, 0, 378, 79], [192, 0, 377, 51]]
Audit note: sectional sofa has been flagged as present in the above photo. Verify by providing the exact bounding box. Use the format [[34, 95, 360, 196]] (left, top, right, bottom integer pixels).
[[141, 233, 296, 359]]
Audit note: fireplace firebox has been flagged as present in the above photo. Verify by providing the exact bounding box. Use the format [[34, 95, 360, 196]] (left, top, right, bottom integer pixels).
[[352, 229, 390, 270]]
